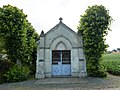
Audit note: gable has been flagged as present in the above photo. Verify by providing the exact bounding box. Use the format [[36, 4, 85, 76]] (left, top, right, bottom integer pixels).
[[45, 21, 77, 36], [44, 20, 83, 48]]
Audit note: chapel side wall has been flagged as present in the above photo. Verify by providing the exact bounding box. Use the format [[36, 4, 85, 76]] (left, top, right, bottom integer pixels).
[[78, 48, 87, 77], [36, 36, 45, 79], [44, 49, 52, 77], [71, 48, 79, 77], [36, 47, 40, 77]]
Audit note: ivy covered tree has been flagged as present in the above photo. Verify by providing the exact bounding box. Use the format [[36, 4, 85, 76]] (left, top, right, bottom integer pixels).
[[78, 5, 112, 77], [0, 5, 39, 71], [0, 5, 27, 64], [0, 36, 5, 54], [25, 22, 39, 73]]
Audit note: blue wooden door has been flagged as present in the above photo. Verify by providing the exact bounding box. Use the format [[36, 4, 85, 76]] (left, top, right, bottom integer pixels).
[[62, 51, 71, 75], [52, 62, 62, 75], [52, 51, 62, 76], [52, 50, 71, 76], [62, 65, 71, 75]]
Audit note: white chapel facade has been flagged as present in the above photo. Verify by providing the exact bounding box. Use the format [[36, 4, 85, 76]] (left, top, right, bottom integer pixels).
[[36, 18, 87, 78]]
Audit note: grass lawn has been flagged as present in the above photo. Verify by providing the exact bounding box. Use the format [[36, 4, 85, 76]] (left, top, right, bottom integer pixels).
[[102, 53, 120, 61], [101, 53, 120, 76]]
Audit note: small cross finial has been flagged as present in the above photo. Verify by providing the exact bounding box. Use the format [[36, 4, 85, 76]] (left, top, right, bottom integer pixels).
[[59, 17, 63, 22]]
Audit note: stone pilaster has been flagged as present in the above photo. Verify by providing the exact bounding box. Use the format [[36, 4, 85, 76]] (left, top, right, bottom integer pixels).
[[36, 31, 45, 79], [79, 59, 87, 77], [79, 48, 87, 77]]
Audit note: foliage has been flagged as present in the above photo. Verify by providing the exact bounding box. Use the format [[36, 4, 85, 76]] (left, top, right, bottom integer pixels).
[[0, 60, 15, 83], [0, 5, 27, 63], [0, 37, 5, 54], [3, 65, 30, 82], [102, 53, 120, 60], [24, 22, 39, 74], [112, 49, 117, 52], [101, 53, 120, 76], [117, 48, 120, 52], [0, 5, 39, 74], [78, 5, 112, 77]]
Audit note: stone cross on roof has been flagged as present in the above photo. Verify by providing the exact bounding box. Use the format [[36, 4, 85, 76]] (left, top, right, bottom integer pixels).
[[59, 17, 63, 22]]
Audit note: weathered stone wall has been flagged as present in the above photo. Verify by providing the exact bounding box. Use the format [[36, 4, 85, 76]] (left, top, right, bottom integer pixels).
[[36, 37, 45, 78], [36, 21, 87, 79], [44, 49, 51, 77], [45, 23, 82, 48]]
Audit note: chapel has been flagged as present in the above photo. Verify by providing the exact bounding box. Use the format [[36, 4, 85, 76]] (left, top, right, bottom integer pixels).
[[36, 18, 87, 78]]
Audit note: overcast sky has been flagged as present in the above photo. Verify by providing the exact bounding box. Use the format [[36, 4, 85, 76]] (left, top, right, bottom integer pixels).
[[0, 0, 120, 51]]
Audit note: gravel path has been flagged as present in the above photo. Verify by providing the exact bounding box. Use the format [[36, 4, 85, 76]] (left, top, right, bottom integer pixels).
[[0, 74, 120, 90]]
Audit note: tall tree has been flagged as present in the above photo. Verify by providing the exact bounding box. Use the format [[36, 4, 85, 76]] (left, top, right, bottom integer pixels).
[[78, 5, 112, 77], [25, 22, 39, 73], [0, 5, 39, 69], [0, 36, 5, 54], [0, 5, 27, 64]]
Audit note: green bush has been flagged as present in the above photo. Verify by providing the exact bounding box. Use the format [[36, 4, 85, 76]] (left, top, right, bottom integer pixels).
[[101, 60, 120, 76], [87, 63, 107, 77], [0, 60, 15, 83], [0, 60, 15, 72], [3, 65, 30, 82]]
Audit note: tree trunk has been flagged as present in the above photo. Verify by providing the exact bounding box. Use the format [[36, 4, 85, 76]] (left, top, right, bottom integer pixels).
[[16, 59, 21, 67]]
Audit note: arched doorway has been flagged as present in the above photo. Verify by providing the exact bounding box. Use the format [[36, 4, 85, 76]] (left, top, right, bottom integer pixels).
[[50, 36, 73, 76], [52, 50, 71, 76]]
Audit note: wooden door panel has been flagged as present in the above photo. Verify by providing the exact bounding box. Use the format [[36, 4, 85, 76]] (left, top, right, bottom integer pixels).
[[52, 50, 71, 76]]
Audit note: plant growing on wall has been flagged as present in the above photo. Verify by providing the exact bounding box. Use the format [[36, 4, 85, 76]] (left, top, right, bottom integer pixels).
[[78, 5, 112, 77]]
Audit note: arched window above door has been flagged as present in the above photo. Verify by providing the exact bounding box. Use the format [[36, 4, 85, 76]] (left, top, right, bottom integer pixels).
[[55, 41, 67, 50]]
